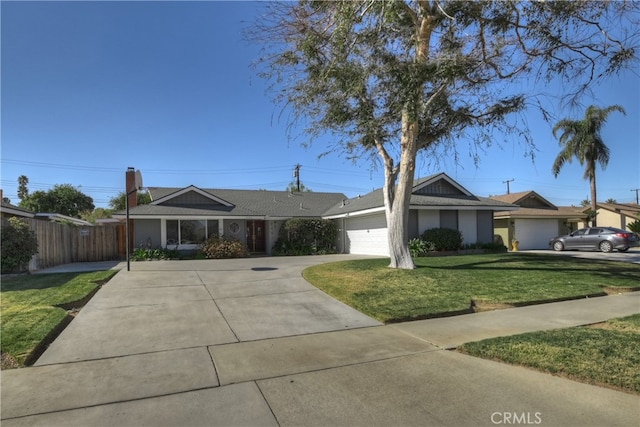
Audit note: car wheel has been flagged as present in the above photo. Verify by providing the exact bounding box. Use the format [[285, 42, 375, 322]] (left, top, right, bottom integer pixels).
[[599, 241, 613, 253], [619, 247, 629, 252], [552, 241, 564, 251]]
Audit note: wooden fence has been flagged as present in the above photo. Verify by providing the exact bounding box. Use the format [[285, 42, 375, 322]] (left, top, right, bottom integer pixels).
[[2, 218, 125, 271]]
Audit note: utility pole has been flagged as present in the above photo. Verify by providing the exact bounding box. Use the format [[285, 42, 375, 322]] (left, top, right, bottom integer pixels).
[[503, 178, 515, 194], [293, 164, 301, 192], [632, 188, 640, 204]]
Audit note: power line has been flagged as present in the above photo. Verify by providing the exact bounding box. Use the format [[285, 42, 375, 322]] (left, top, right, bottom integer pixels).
[[1, 158, 296, 175]]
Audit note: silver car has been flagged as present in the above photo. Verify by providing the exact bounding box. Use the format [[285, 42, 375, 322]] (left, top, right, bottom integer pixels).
[[550, 227, 640, 253]]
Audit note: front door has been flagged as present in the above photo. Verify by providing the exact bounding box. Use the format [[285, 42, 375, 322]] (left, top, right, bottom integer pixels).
[[246, 220, 266, 253]]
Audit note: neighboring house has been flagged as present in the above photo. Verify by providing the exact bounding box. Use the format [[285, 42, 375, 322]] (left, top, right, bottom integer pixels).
[[0, 200, 35, 220], [115, 173, 517, 256], [324, 173, 518, 256], [578, 202, 640, 230], [32, 213, 93, 227], [491, 191, 586, 250]]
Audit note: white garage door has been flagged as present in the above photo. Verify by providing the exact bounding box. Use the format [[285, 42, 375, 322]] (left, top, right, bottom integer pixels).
[[345, 214, 389, 256], [515, 219, 558, 250]]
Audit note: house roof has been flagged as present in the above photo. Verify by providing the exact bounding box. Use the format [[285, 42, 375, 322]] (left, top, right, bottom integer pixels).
[[323, 173, 518, 218], [596, 202, 640, 219], [490, 190, 555, 208], [494, 206, 586, 220], [34, 213, 93, 226], [0, 201, 35, 218], [123, 186, 347, 219], [490, 190, 585, 220], [118, 173, 518, 220]]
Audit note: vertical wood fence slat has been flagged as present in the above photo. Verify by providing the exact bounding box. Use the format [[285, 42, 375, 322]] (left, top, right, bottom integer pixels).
[[1, 218, 124, 271]]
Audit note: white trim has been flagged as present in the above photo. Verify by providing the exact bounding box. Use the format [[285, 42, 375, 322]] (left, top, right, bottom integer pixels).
[[150, 185, 234, 207], [323, 206, 386, 220], [114, 214, 264, 220], [410, 205, 519, 211], [324, 204, 514, 220]]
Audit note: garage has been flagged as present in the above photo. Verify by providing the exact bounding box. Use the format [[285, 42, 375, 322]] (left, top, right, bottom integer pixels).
[[344, 214, 389, 256], [515, 218, 559, 250]]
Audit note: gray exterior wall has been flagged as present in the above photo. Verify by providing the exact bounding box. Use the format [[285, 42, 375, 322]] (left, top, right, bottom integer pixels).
[[476, 210, 494, 244], [134, 219, 162, 249], [408, 210, 419, 239], [440, 210, 458, 230]]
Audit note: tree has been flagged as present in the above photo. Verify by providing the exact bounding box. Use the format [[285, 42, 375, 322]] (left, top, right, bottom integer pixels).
[[253, 1, 639, 268], [17, 175, 29, 201], [552, 105, 626, 225], [81, 208, 114, 224], [19, 184, 94, 217], [285, 181, 313, 192], [108, 191, 151, 211]]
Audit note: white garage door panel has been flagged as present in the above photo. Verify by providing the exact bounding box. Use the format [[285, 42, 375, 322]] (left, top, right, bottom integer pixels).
[[516, 219, 558, 250], [346, 215, 389, 256]]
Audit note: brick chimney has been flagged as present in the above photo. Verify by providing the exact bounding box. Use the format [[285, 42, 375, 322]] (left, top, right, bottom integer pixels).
[[125, 167, 137, 209]]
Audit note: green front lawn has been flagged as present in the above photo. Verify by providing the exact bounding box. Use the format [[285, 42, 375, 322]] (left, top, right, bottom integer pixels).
[[303, 253, 640, 323], [458, 314, 640, 394], [1, 271, 117, 367]]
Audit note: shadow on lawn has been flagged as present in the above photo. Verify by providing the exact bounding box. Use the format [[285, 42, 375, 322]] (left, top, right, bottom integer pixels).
[[0, 273, 84, 292], [418, 253, 640, 285]]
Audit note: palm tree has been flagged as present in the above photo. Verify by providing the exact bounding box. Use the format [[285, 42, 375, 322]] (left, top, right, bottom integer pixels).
[[552, 105, 626, 226]]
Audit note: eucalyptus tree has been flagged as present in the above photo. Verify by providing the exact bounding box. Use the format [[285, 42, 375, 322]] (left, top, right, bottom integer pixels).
[[253, 0, 639, 268], [552, 105, 626, 226]]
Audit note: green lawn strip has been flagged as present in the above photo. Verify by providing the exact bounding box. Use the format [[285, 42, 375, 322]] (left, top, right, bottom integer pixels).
[[1, 271, 117, 366], [303, 253, 640, 323], [458, 314, 640, 394]]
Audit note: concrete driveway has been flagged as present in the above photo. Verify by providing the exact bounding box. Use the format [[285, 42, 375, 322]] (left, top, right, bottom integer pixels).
[[34, 255, 383, 363], [2, 255, 639, 426], [525, 247, 640, 263]]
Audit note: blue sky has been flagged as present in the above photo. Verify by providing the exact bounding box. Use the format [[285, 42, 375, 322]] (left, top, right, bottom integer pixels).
[[2, 1, 639, 209]]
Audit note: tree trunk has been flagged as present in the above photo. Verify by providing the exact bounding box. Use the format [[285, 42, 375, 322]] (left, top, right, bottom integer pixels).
[[382, 7, 435, 269], [590, 171, 598, 226], [383, 110, 418, 270]]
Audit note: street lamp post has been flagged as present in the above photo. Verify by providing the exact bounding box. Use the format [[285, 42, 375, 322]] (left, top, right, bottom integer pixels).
[[125, 168, 143, 272]]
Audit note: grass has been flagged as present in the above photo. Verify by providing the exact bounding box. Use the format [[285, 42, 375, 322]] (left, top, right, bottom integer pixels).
[[303, 253, 640, 323], [458, 314, 640, 394], [1, 271, 117, 367]]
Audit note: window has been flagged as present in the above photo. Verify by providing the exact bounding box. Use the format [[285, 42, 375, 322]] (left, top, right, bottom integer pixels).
[[180, 220, 206, 244], [588, 228, 602, 235], [207, 220, 219, 238], [166, 219, 219, 246], [167, 220, 179, 245]]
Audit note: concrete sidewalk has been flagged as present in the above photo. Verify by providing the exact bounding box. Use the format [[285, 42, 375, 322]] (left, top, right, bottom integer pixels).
[[2, 256, 639, 426]]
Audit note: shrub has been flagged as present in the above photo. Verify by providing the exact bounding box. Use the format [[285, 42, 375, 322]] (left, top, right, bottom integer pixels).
[[409, 238, 436, 257], [1, 217, 38, 273], [201, 235, 248, 259], [628, 218, 640, 233], [130, 247, 178, 261], [272, 218, 337, 256], [421, 228, 463, 251], [462, 242, 508, 253]]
